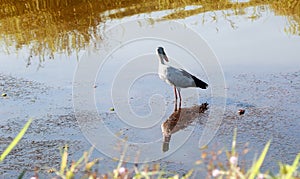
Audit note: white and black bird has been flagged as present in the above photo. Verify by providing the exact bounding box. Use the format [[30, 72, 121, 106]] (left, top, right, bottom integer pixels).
[[157, 47, 208, 110]]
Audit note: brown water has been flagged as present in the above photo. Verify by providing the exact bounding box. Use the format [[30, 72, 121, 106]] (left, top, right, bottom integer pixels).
[[0, 0, 299, 178]]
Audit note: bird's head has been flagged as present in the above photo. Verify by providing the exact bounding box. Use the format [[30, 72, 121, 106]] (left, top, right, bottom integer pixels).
[[157, 47, 169, 62]]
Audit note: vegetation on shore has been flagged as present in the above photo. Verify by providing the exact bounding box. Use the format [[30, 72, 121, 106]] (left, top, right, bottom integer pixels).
[[1, 120, 299, 178]]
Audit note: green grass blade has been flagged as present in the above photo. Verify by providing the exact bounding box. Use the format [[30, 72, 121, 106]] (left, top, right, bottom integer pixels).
[[70, 153, 85, 172], [0, 118, 33, 162], [17, 170, 26, 179], [181, 169, 194, 179], [60, 145, 68, 174], [248, 140, 271, 179], [286, 153, 300, 179]]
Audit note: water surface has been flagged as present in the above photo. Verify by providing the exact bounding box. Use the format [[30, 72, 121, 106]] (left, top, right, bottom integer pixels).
[[0, 0, 299, 177]]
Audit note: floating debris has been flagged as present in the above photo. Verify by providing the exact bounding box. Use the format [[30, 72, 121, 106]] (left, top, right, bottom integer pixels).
[[238, 109, 245, 115], [47, 168, 55, 173]]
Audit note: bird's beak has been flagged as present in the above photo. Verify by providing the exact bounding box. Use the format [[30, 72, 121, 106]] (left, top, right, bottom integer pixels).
[[163, 54, 169, 62], [160, 53, 169, 62]]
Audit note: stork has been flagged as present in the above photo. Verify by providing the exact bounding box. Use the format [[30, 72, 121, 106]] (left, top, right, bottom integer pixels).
[[157, 47, 208, 110]]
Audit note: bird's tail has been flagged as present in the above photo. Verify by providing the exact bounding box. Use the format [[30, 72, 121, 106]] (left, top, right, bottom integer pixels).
[[191, 75, 208, 89]]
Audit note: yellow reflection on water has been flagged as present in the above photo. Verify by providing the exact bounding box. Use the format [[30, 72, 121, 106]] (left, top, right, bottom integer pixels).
[[271, 0, 300, 35], [0, 0, 299, 56]]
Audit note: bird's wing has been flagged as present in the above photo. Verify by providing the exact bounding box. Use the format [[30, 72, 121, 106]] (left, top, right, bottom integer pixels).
[[165, 66, 196, 88], [180, 68, 208, 89], [178, 68, 193, 78]]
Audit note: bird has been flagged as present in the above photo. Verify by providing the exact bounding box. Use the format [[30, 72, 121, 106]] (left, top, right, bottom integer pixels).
[[157, 47, 208, 110]]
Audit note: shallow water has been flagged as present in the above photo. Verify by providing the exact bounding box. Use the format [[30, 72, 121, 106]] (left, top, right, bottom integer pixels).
[[0, 0, 299, 178]]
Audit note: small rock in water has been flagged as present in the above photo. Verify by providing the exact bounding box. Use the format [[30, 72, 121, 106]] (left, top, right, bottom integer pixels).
[[238, 109, 245, 115]]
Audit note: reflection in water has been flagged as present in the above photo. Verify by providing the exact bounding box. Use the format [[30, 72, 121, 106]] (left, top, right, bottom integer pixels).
[[0, 0, 299, 57], [161, 103, 208, 152], [271, 1, 300, 35]]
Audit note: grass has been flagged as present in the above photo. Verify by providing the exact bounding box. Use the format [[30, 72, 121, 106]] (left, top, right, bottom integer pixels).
[[1, 120, 299, 178], [0, 118, 32, 162], [47, 129, 299, 179]]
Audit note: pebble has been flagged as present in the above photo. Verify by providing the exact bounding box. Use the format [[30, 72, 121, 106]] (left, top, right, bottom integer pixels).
[[238, 109, 245, 115]]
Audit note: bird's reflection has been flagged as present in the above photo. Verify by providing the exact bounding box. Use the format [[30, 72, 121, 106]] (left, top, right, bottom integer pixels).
[[161, 103, 208, 152]]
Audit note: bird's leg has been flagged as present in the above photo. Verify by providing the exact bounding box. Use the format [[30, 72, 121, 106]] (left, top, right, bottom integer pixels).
[[178, 89, 182, 109], [174, 86, 178, 111]]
